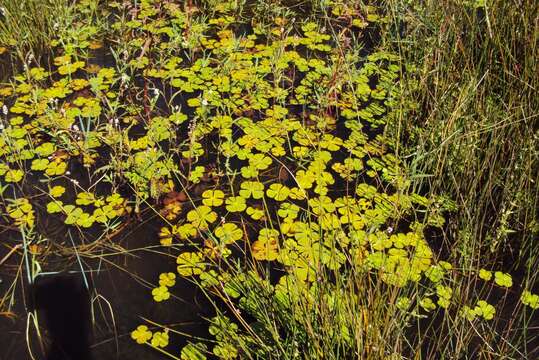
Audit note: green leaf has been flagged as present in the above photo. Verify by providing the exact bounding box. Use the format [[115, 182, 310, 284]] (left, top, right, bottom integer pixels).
[[474, 300, 495, 320], [478, 269, 492, 281], [50, 186, 66, 198], [176, 252, 205, 276], [521, 291, 539, 309], [202, 189, 225, 207], [494, 271, 512, 288], [239, 181, 264, 199], [31, 158, 49, 171], [266, 183, 290, 201], [225, 196, 246, 212]]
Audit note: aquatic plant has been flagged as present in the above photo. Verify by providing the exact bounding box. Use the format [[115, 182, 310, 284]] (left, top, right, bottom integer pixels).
[[0, 0, 536, 359]]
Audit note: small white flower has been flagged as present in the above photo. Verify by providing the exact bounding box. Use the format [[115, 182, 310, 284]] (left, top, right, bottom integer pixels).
[[65, 171, 71, 175], [201, 99, 208, 106], [151, 88, 159, 97], [2, 104, 8, 115], [387, 226, 394, 234], [72, 124, 80, 131]]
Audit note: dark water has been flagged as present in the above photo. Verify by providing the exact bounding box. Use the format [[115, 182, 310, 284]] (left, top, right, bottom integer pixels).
[[0, 218, 212, 360], [32, 275, 92, 360]]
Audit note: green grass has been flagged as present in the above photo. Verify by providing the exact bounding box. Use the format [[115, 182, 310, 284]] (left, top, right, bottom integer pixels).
[[386, 1, 539, 355], [0, 0, 74, 63]]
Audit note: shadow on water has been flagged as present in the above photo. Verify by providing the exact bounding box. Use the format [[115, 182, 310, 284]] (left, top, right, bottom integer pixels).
[[31, 275, 92, 360]]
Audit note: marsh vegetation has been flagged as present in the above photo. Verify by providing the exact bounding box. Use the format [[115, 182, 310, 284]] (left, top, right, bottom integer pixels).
[[0, 0, 537, 359]]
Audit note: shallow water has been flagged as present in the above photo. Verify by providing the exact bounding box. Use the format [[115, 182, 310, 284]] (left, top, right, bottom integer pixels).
[[0, 218, 213, 360]]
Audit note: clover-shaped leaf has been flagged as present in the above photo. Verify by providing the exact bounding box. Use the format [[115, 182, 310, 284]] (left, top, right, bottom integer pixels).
[[239, 181, 264, 199], [277, 202, 300, 220], [521, 291, 539, 309], [151, 330, 169, 348], [266, 183, 290, 201], [187, 205, 217, 229], [76, 192, 95, 206], [177, 223, 197, 240], [252, 228, 280, 261], [64, 206, 83, 225], [240, 165, 258, 178], [436, 285, 453, 308], [47, 201, 63, 214], [474, 300, 495, 320], [50, 186, 66, 198], [202, 189, 225, 207], [159, 272, 176, 287], [31, 158, 49, 171], [151, 331, 169, 348], [419, 297, 436, 312], [246, 206, 265, 220], [4, 169, 24, 182], [152, 286, 171, 302], [131, 325, 152, 344], [225, 196, 246, 212], [494, 271, 512, 288], [248, 153, 272, 170], [214, 223, 243, 244], [478, 269, 492, 281], [45, 160, 67, 176], [177, 252, 205, 276], [75, 212, 95, 228], [460, 306, 477, 321]]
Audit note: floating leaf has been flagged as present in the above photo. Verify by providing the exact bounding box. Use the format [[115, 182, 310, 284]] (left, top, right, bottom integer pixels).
[[225, 196, 246, 213], [202, 189, 225, 207], [494, 271, 512, 288], [214, 223, 243, 244], [177, 252, 205, 276], [159, 272, 176, 287], [252, 228, 279, 261], [521, 291, 539, 309], [152, 286, 171, 302], [266, 183, 290, 201], [474, 300, 495, 320], [478, 269, 492, 281], [239, 181, 264, 199], [151, 331, 169, 347], [187, 206, 217, 229], [131, 325, 152, 344], [4, 169, 24, 182], [50, 186, 66, 198]]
